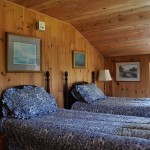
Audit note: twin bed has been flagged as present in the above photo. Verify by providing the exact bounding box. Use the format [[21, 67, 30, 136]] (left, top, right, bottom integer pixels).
[[1, 71, 150, 149], [72, 97, 150, 117], [64, 72, 150, 118]]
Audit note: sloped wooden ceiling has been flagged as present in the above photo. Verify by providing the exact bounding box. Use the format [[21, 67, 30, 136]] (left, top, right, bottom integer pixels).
[[7, 0, 150, 57]]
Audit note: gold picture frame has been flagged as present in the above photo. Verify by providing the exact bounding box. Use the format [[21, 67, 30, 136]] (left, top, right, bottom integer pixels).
[[72, 51, 86, 68]]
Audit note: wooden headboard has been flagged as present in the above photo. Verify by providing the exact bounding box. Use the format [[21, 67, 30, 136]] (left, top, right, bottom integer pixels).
[[63, 71, 96, 109], [0, 71, 51, 118]]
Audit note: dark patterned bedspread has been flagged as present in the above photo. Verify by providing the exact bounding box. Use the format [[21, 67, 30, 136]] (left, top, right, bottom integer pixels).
[[72, 97, 150, 117], [1, 109, 150, 150]]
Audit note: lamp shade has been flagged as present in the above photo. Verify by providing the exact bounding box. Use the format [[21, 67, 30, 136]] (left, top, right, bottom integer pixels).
[[98, 69, 112, 81]]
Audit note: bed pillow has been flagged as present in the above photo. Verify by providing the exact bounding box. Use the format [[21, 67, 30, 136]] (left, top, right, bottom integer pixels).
[[2, 86, 58, 119], [75, 83, 106, 103]]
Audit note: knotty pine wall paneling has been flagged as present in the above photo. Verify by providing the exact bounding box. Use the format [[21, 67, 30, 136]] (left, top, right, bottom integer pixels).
[[0, 0, 104, 107], [105, 55, 150, 97]]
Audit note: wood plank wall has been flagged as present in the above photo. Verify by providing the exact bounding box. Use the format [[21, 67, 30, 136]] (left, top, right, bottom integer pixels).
[[105, 55, 150, 97], [0, 0, 104, 107]]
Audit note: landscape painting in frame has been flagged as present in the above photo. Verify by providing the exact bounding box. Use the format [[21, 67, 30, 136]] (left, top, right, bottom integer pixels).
[[14, 42, 36, 65], [116, 62, 140, 81], [73, 51, 86, 68], [6, 32, 41, 72]]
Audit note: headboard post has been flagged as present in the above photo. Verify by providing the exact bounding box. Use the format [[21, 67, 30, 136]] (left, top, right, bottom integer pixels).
[[92, 71, 95, 83], [46, 71, 50, 93], [64, 71, 69, 109]]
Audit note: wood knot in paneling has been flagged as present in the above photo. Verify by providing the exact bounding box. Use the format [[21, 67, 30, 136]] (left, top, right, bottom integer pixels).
[[108, 20, 112, 23], [0, 39, 4, 42], [139, 15, 144, 19], [111, 59, 115, 63], [26, 24, 34, 31], [1, 72, 6, 76], [118, 17, 124, 21], [17, 27, 23, 30]]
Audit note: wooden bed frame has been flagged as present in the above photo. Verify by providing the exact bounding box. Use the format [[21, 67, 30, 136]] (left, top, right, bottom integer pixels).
[[0, 71, 51, 118], [63, 71, 95, 109], [0, 70, 95, 116]]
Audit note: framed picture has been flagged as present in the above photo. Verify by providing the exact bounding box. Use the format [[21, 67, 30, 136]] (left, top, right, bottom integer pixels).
[[6, 32, 41, 72], [116, 62, 140, 81], [73, 50, 86, 68]]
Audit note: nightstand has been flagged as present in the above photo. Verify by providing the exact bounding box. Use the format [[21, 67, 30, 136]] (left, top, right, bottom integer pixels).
[[0, 133, 7, 150]]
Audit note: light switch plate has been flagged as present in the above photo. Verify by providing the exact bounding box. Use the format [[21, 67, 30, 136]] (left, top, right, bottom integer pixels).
[[36, 21, 45, 31]]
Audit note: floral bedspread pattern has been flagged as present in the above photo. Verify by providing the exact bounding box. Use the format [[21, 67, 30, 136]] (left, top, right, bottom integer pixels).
[[1, 109, 150, 150], [72, 97, 150, 117]]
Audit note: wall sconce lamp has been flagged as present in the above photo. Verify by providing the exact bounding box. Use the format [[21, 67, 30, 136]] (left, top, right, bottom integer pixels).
[[98, 69, 112, 94]]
